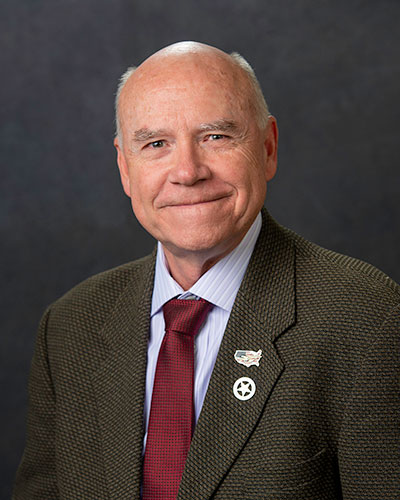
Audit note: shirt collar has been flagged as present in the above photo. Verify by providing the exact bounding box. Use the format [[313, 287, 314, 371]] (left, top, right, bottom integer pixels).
[[151, 212, 262, 316]]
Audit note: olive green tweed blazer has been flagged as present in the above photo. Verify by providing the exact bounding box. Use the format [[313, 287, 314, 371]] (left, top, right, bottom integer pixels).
[[14, 209, 400, 499]]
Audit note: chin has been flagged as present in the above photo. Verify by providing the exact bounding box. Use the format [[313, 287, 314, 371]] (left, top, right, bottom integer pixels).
[[165, 227, 237, 257]]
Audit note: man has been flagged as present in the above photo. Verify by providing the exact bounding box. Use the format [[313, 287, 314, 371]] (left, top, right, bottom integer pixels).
[[14, 42, 399, 499]]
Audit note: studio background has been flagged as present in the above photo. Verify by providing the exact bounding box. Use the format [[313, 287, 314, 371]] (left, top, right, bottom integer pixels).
[[1, 1, 399, 497]]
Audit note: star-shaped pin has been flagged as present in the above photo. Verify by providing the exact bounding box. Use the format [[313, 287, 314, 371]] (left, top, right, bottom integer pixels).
[[233, 376, 256, 401]]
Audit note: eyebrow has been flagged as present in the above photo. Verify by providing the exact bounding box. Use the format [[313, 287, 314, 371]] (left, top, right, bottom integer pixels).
[[132, 128, 170, 142], [198, 119, 239, 134]]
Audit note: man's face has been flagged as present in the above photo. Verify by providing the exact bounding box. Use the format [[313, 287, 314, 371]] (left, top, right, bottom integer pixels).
[[115, 54, 277, 261]]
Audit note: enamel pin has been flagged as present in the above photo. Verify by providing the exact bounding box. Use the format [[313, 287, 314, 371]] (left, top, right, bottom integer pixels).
[[234, 349, 262, 367], [233, 377, 256, 401]]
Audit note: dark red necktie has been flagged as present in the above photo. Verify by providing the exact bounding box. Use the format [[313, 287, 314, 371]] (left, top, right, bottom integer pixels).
[[142, 298, 213, 500]]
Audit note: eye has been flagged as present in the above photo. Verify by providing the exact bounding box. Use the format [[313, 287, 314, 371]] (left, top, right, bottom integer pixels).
[[147, 140, 165, 148], [208, 134, 226, 141]]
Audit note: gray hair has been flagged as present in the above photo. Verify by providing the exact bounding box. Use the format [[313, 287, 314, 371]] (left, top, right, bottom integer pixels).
[[229, 52, 270, 128], [115, 65, 137, 143], [114, 52, 270, 143]]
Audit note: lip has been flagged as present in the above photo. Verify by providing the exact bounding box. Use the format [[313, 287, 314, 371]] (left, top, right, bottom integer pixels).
[[160, 194, 231, 208]]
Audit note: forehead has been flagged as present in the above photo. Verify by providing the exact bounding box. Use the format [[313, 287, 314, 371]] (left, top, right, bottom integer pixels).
[[119, 56, 253, 128]]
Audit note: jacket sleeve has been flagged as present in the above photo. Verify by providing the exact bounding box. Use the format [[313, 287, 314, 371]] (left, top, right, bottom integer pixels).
[[338, 304, 400, 499], [13, 307, 59, 499]]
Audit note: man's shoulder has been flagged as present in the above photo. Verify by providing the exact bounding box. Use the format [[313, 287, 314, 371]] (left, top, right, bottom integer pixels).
[[261, 210, 399, 302], [291, 228, 399, 298], [274, 225, 400, 325], [49, 252, 156, 319]]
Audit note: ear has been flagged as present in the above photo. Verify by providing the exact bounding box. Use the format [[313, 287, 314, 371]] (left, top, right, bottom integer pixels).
[[263, 115, 278, 182], [114, 137, 132, 198]]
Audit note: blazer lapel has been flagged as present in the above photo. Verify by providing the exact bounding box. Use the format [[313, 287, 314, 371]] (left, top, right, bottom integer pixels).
[[178, 210, 296, 500], [91, 252, 156, 500]]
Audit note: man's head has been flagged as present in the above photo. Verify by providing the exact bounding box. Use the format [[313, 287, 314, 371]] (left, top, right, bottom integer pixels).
[[114, 41, 278, 268]]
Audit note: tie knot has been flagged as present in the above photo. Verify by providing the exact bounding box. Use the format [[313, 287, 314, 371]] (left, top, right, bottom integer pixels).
[[163, 298, 213, 337]]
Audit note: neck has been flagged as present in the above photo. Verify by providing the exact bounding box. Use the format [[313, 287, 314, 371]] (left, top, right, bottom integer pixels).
[[160, 213, 261, 290], [162, 245, 234, 290]]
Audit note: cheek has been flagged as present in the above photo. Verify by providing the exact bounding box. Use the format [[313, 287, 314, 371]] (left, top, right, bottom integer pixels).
[[129, 188, 157, 236], [127, 164, 158, 203], [229, 149, 267, 192], [127, 166, 169, 230]]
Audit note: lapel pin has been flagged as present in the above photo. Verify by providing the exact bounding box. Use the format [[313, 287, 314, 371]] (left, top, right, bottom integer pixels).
[[233, 376, 256, 401], [234, 349, 262, 367]]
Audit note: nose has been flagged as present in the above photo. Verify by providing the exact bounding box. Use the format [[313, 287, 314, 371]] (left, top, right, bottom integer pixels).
[[168, 140, 211, 185]]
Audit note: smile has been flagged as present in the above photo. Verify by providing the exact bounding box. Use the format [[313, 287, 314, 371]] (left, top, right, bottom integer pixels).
[[162, 195, 231, 208]]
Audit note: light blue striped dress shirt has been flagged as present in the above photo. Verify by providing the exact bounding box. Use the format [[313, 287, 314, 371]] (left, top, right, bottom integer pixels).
[[143, 212, 262, 445]]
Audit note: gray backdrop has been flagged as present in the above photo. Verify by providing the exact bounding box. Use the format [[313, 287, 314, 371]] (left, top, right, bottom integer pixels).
[[1, 0, 399, 497]]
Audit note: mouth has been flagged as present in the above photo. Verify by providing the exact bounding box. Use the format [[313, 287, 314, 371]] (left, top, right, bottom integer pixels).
[[161, 194, 231, 208]]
